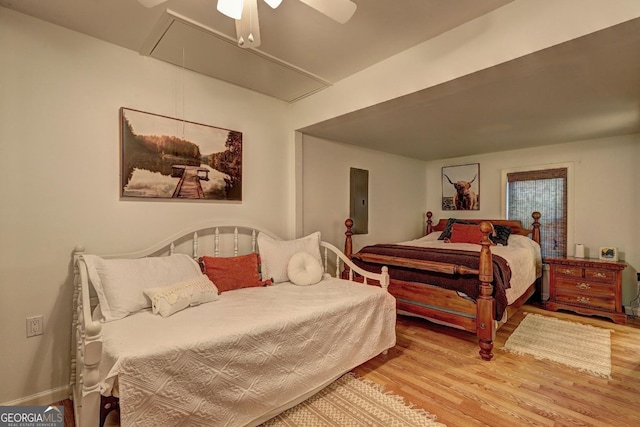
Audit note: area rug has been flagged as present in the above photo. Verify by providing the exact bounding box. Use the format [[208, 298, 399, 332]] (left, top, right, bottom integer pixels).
[[260, 373, 446, 427], [502, 312, 612, 378]]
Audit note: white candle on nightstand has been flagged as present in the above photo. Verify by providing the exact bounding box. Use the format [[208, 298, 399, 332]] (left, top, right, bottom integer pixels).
[[575, 244, 585, 258]]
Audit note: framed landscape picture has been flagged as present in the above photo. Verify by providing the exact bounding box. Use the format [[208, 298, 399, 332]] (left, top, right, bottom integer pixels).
[[120, 108, 242, 201], [442, 163, 480, 211], [599, 247, 618, 261]]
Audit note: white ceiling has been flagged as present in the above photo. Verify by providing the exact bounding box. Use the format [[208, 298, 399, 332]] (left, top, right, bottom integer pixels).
[[3, 0, 639, 160], [300, 17, 640, 160], [1, 0, 512, 100]]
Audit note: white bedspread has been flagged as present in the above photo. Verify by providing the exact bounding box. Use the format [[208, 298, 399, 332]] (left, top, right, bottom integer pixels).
[[98, 277, 396, 426], [398, 233, 542, 304]]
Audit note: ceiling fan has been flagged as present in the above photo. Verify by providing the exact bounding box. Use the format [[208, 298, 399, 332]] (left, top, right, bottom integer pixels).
[[138, 0, 357, 49]]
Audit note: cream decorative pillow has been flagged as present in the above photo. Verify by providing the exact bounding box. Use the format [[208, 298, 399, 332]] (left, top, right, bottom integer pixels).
[[257, 232, 322, 283], [82, 253, 203, 322], [144, 274, 219, 317], [287, 252, 324, 286]]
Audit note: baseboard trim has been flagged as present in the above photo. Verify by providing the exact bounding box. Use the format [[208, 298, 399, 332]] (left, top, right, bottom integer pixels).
[[1, 385, 70, 406]]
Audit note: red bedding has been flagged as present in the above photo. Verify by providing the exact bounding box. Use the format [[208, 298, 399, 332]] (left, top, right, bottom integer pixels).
[[351, 244, 512, 319]]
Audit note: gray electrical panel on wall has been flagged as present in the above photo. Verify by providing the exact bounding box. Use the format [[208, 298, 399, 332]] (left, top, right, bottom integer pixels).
[[350, 168, 369, 234]]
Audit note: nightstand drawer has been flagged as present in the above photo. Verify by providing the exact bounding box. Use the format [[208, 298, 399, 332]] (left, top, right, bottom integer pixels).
[[555, 278, 615, 297], [555, 287, 616, 311], [555, 277, 616, 295], [585, 268, 616, 283], [553, 265, 583, 278]]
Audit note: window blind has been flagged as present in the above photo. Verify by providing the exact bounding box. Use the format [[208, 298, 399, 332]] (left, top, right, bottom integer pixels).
[[507, 168, 567, 259]]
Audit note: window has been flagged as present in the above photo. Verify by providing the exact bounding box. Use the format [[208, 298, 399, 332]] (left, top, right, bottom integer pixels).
[[506, 167, 568, 259]]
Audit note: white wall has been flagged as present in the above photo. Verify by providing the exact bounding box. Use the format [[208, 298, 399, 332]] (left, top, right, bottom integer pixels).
[[0, 8, 290, 404], [301, 136, 426, 252], [425, 135, 640, 304]]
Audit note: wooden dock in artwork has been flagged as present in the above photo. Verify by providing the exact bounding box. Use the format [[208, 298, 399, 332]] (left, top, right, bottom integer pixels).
[[171, 165, 210, 199]]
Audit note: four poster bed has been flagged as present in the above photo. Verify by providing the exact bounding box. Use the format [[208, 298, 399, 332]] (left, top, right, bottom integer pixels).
[[344, 211, 542, 361]]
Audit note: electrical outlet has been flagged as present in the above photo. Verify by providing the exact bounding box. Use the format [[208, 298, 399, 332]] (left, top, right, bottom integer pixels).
[[26, 316, 43, 338]]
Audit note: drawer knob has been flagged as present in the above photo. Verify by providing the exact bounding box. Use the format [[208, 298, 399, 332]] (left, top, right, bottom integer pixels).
[[576, 296, 590, 304], [576, 283, 591, 290], [559, 268, 573, 274], [592, 272, 607, 279]]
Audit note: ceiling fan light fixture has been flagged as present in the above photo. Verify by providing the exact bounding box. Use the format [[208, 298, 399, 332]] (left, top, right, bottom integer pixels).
[[264, 0, 283, 8], [217, 0, 244, 20], [219, 0, 355, 49], [235, 0, 261, 48]]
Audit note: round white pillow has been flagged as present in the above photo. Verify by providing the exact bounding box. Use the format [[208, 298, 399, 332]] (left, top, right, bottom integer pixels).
[[287, 251, 323, 286]]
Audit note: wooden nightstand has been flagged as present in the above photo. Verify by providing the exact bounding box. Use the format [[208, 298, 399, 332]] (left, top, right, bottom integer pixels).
[[545, 256, 627, 324]]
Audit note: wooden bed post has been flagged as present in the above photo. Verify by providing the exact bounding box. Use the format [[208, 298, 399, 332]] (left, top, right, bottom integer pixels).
[[344, 218, 353, 258], [344, 219, 354, 277], [531, 211, 541, 245], [477, 221, 495, 361], [425, 211, 433, 235]]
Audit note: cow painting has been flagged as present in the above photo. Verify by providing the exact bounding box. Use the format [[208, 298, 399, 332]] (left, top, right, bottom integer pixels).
[[444, 174, 478, 210], [442, 164, 480, 210]]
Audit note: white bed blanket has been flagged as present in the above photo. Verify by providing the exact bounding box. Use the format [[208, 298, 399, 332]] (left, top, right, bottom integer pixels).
[[398, 233, 542, 304], [98, 278, 396, 426]]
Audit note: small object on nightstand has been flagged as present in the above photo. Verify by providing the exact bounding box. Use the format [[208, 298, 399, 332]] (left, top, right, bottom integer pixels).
[[599, 246, 618, 261], [545, 256, 627, 324], [574, 244, 585, 258]]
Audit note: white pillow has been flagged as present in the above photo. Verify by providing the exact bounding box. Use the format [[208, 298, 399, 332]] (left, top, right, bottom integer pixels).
[[82, 254, 202, 322], [424, 231, 442, 241], [144, 274, 219, 317], [287, 252, 324, 286], [257, 231, 322, 283]]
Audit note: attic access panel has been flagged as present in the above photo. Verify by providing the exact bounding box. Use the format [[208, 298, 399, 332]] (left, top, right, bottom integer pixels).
[[140, 10, 330, 102]]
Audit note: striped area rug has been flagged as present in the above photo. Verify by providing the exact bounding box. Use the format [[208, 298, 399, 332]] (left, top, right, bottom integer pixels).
[[502, 312, 612, 378], [260, 373, 445, 427]]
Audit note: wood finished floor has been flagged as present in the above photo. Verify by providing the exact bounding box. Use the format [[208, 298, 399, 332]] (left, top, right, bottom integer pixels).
[[353, 304, 640, 427], [58, 304, 640, 426]]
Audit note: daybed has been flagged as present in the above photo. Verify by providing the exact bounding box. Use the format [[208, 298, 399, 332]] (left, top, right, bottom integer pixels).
[[70, 223, 396, 427], [345, 211, 541, 361]]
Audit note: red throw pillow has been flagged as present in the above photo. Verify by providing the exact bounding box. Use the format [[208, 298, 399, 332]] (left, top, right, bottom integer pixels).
[[199, 253, 271, 293], [448, 223, 484, 245]]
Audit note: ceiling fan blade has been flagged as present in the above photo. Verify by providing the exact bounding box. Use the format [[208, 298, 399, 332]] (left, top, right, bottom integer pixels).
[[298, 0, 357, 24], [264, 0, 283, 8], [235, 0, 261, 48], [137, 0, 168, 8]]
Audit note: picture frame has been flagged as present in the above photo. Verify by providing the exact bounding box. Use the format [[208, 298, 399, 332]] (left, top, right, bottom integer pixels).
[[442, 163, 480, 211], [120, 107, 242, 201], [599, 247, 618, 261]]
